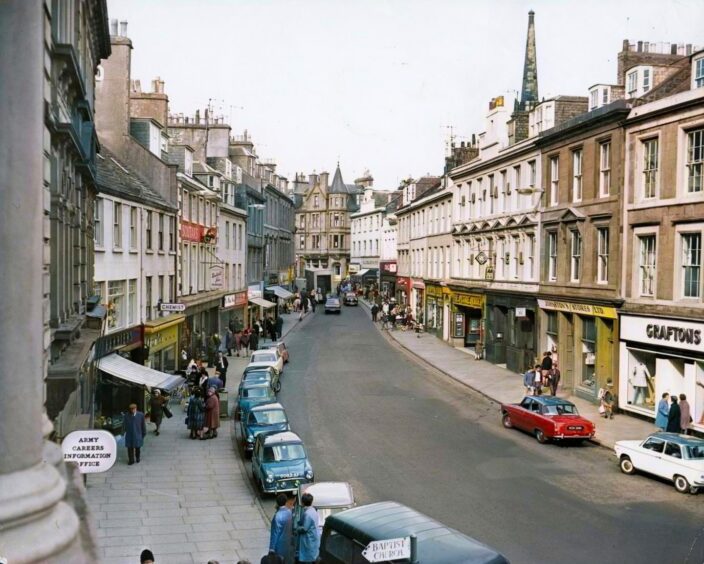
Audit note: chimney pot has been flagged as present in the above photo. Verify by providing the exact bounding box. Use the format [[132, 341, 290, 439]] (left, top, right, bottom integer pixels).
[[119, 21, 128, 36], [110, 19, 118, 35], [195, 109, 200, 124]]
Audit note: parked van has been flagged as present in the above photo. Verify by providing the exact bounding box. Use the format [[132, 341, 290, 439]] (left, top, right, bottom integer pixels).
[[319, 501, 509, 564]]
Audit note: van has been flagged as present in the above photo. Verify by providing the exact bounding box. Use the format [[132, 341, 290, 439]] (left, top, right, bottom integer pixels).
[[319, 501, 509, 564]]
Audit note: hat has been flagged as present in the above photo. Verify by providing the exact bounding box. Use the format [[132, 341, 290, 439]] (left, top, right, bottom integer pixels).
[[140, 549, 155, 563]]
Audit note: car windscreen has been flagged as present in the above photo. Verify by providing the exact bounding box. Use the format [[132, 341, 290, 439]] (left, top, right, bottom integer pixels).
[[253, 353, 277, 362], [262, 444, 306, 462], [243, 387, 270, 398], [249, 410, 287, 425], [543, 403, 578, 416], [245, 371, 270, 381]]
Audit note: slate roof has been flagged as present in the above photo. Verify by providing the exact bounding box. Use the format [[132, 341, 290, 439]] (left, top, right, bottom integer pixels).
[[96, 149, 177, 212], [329, 165, 364, 196]]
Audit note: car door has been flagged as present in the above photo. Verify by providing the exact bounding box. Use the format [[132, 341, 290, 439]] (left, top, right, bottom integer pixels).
[[660, 441, 685, 481], [635, 437, 665, 475], [513, 398, 534, 430]]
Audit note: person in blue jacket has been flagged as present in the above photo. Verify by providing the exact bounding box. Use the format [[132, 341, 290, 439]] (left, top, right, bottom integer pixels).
[[655, 392, 670, 430], [296, 492, 320, 564], [268, 493, 294, 563], [124, 403, 146, 465]]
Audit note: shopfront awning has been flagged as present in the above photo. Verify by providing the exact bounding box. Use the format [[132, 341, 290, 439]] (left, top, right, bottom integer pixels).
[[356, 269, 370, 277], [266, 285, 294, 300], [249, 297, 276, 309], [97, 353, 184, 392]]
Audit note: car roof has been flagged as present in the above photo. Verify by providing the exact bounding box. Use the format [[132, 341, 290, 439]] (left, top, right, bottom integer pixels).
[[300, 482, 354, 507], [244, 365, 275, 374], [250, 402, 285, 412], [325, 502, 507, 564], [527, 396, 574, 406], [650, 432, 704, 446], [261, 431, 303, 446], [242, 381, 272, 390]]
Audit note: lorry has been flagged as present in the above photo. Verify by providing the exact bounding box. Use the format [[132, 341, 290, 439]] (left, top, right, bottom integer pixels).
[[305, 269, 332, 301]]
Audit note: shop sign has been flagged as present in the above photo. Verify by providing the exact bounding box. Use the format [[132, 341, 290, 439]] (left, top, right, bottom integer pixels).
[[210, 265, 224, 289], [248, 284, 262, 300], [515, 307, 527, 318], [348, 264, 360, 274], [621, 315, 704, 353], [95, 326, 142, 359], [380, 261, 397, 274], [159, 303, 186, 312], [223, 291, 247, 309], [180, 220, 204, 243], [396, 277, 411, 290], [452, 292, 483, 309], [538, 299, 617, 319], [61, 430, 117, 473], [454, 312, 465, 338], [426, 285, 443, 297], [145, 324, 179, 354]]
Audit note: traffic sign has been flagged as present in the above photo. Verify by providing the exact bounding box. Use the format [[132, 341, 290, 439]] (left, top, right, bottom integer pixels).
[[159, 302, 186, 312], [362, 537, 411, 562], [61, 430, 117, 474]]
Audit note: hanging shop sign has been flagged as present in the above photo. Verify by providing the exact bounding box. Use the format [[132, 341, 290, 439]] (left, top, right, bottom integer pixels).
[[538, 299, 617, 319], [159, 303, 186, 312], [180, 220, 204, 243], [61, 430, 117, 473], [515, 307, 527, 318], [210, 265, 224, 289], [621, 315, 704, 354]]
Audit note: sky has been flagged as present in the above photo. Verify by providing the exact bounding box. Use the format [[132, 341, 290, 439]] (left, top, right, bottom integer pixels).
[[107, 0, 703, 189]]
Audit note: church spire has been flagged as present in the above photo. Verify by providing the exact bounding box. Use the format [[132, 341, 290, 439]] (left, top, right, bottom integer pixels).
[[520, 10, 539, 110]]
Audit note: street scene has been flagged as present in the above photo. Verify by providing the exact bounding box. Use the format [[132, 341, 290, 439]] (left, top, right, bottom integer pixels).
[[2, 0, 704, 563]]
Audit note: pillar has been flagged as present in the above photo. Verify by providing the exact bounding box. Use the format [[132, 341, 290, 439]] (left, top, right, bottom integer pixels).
[[0, 0, 82, 560]]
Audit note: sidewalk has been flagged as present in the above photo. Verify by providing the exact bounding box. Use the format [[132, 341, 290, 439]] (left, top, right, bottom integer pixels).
[[361, 299, 656, 449], [85, 310, 310, 564]]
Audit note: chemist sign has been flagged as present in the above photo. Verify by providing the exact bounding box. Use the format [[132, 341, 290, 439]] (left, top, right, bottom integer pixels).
[[362, 536, 411, 562], [61, 430, 117, 473]]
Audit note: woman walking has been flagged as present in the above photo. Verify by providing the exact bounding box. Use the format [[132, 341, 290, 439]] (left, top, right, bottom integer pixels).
[[655, 393, 670, 431], [203, 387, 221, 439], [149, 389, 168, 436], [186, 388, 205, 439]]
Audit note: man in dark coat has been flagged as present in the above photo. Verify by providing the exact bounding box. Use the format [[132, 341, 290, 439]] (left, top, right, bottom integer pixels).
[[667, 395, 682, 433], [124, 403, 146, 465], [215, 352, 228, 387], [371, 303, 379, 322], [275, 315, 284, 339], [249, 324, 259, 352]]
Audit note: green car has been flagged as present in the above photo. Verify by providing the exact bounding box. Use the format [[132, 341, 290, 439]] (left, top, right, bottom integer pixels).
[[235, 381, 276, 421], [252, 431, 314, 494], [239, 402, 290, 457]]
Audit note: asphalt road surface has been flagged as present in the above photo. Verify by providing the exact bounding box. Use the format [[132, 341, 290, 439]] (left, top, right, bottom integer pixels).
[[256, 306, 704, 564]]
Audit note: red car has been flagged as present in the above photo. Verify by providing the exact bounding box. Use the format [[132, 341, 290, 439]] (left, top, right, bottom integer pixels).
[[501, 396, 595, 444]]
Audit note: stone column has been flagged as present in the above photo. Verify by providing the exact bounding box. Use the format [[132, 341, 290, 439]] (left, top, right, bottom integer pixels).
[[0, 0, 82, 561]]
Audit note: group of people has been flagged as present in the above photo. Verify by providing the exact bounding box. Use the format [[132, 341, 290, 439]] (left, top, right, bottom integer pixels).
[[225, 315, 283, 358], [656, 392, 697, 434], [267, 492, 320, 564], [523, 352, 561, 397], [371, 300, 419, 331]]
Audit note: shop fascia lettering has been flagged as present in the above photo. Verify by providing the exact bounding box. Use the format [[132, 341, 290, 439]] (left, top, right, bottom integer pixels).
[[622, 315, 704, 353], [646, 324, 702, 345]]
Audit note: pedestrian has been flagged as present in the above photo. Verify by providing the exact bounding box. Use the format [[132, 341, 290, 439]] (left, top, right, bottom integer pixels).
[[293, 296, 301, 312], [249, 325, 259, 352], [148, 389, 167, 436], [199, 367, 209, 398], [655, 392, 670, 431], [310, 297, 316, 313], [600, 382, 615, 419], [186, 388, 205, 439], [523, 366, 535, 395], [275, 315, 284, 339], [532, 364, 543, 395], [124, 403, 146, 465], [241, 328, 250, 355], [296, 492, 321, 564], [268, 317, 277, 342], [215, 352, 228, 388], [140, 548, 155, 563], [371, 303, 379, 322], [548, 362, 561, 396], [225, 328, 234, 356], [680, 393, 692, 434], [667, 395, 682, 433], [540, 352, 552, 388], [206, 372, 224, 393], [203, 387, 220, 439], [268, 493, 294, 563]]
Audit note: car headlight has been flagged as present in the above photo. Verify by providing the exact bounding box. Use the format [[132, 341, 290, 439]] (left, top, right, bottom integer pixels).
[[304, 469, 314, 480], [246, 435, 254, 443], [265, 472, 275, 483]]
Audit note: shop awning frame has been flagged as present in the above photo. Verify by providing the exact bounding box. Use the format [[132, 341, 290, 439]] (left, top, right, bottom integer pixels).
[[97, 353, 185, 391], [249, 297, 276, 309], [356, 269, 371, 277], [266, 285, 294, 300]]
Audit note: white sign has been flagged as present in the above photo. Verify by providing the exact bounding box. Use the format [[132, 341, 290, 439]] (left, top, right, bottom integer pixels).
[[210, 265, 224, 290], [61, 430, 117, 473], [160, 303, 186, 312], [362, 537, 411, 562], [248, 283, 262, 300], [515, 307, 527, 318], [621, 315, 704, 354]]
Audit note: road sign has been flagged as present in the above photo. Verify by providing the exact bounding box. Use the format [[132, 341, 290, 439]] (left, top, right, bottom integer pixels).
[[362, 537, 411, 562], [159, 302, 186, 312], [61, 430, 117, 474]]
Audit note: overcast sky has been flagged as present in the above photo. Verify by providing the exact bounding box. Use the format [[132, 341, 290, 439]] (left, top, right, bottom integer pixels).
[[107, 0, 703, 189]]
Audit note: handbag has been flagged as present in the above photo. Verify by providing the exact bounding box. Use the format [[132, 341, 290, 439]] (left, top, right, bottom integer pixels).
[[163, 405, 173, 419], [598, 404, 606, 414]]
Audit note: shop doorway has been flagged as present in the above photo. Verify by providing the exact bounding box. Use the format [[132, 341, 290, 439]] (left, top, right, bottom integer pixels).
[[487, 306, 508, 365]]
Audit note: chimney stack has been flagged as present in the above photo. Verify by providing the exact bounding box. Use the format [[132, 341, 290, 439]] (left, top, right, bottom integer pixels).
[[195, 109, 200, 124]]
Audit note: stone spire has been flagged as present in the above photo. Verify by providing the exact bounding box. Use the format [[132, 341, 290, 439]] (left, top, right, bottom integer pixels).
[[520, 10, 539, 110]]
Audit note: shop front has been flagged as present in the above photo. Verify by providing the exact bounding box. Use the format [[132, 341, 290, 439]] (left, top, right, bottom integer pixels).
[[449, 289, 484, 353], [181, 294, 222, 363], [395, 276, 411, 306], [538, 299, 618, 403], [379, 261, 397, 301], [143, 314, 184, 372], [220, 291, 247, 335], [425, 283, 449, 340], [619, 315, 704, 430], [485, 293, 537, 373], [411, 280, 425, 322], [248, 283, 276, 326]]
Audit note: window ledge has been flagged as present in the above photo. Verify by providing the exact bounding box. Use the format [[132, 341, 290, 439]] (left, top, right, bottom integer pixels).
[[158, 250, 165, 255], [129, 249, 138, 254], [95, 246, 105, 252], [145, 249, 154, 255], [113, 247, 123, 253]]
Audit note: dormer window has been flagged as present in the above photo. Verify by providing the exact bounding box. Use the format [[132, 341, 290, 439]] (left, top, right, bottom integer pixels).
[[693, 56, 704, 89], [626, 66, 653, 98], [589, 85, 611, 110], [184, 150, 193, 177], [589, 90, 598, 111]]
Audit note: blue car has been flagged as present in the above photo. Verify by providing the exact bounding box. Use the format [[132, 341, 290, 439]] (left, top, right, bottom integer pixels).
[[240, 402, 290, 457], [239, 366, 281, 395], [236, 381, 276, 421], [252, 431, 314, 494]]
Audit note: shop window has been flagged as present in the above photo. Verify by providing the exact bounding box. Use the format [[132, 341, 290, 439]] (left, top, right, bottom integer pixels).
[[107, 280, 125, 330], [580, 317, 596, 390], [546, 311, 558, 355]]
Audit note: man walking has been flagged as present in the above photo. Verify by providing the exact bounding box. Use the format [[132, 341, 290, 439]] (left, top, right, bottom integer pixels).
[[249, 324, 260, 352], [523, 365, 537, 395], [371, 303, 379, 322], [124, 403, 146, 465], [275, 315, 284, 339], [296, 492, 321, 564], [548, 362, 561, 396], [269, 493, 294, 563], [148, 389, 167, 436]]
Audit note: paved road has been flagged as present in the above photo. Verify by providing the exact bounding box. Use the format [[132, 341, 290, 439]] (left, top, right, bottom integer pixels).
[[262, 305, 704, 564]]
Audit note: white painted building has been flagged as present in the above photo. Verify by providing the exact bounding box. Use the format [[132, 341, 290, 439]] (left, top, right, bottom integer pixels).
[[350, 182, 390, 280]]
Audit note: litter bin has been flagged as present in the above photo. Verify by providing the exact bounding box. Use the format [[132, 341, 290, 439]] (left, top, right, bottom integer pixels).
[[218, 389, 229, 418]]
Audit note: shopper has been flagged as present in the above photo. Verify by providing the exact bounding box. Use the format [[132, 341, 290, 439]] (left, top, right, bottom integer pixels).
[[680, 394, 692, 434], [268, 493, 294, 563], [667, 395, 682, 433], [186, 388, 205, 440], [124, 403, 146, 465], [148, 389, 167, 436], [548, 362, 561, 396], [296, 492, 321, 564], [203, 387, 221, 439], [655, 393, 670, 431]]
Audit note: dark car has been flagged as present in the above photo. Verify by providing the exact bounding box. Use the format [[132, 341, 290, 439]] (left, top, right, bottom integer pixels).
[[324, 297, 341, 314], [501, 396, 595, 444], [239, 366, 281, 394], [235, 381, 277, 421], [239, 402, 289, 457], [251, 431, 314, 494], [343, 293, 358, 306]]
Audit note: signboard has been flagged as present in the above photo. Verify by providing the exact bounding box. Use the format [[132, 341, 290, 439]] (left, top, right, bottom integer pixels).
[[223, 291, 247, 309], [95, 327, 142, 359], [515, 307, 527, 318], [159, 303, 186, 312], [248, 283, 262, 300], [362, 537, 411, 562], [452, 292, 483, 309], [180, 220, 204, 243], [620, 315, 704, 353], [454, 312, 465, 338], [62, 430, 117, 473], [380, 260, 397, 274], [145, 324, 179, 354], [475, 251, 488, 265], [538, 299, 617, 319], [210, 265, 224, 289]]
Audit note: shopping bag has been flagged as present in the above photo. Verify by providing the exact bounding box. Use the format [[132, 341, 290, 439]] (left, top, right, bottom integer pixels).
[[598, 404, 606, 414], [163, 405, 173, 419]]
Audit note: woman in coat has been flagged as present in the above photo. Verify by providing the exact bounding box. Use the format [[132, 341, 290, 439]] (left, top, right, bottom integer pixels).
[[655, 393, 670, 431], [186, 388, 205, 439], [203, 387, 220, 439], [666, 395, 682, 433], [149, 389, 168, 436]]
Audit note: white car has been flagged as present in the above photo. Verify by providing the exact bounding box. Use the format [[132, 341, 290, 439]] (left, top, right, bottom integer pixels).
[[614, 432, 704, 494], [248, 349, 284, 376]]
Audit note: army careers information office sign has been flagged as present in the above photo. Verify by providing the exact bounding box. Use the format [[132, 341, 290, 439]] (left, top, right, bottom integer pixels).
[[362, 537, 411, 562], [62, 430, 117, 473]]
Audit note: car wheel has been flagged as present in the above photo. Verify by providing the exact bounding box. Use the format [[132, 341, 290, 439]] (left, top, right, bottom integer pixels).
[[674, 475, 692, 494], [535, 429, 548, 444], [619, 456, 635, 475], [274, 381, 282, 393], [502, 413, 513, 429]]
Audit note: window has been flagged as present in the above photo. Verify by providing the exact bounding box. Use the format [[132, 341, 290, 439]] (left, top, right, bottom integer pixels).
[[687, 128, 704, 193], [107, 280, 125, 329], [602, 87, 610, 105], [299, 215, 305, 229], [299, 235, 305, 248], [168, 275, 174, 301], [597, 228, 609, 283], [146, 210, 153, 250], [129, 206, 137, 249], [682, 233, 701, 298], [664, 442, 682, 459], [312, 235, 320, 249], [599, 142, 610, 197], [158, 275, 164, 307], [695, 57, 704, 88], [145, 276, 152, 321], [590, 89, 598, 110], [581, 317, 596, 389], [639, 235, 657, 296], [527, 234, 535, 279], [513, 165, 521, 192], [113, 202, 122, 248], [128, 279, 137, 325], [312, 214, 319, 228], [572, 150, 583, 202], [225, 221, 230, 249], [642, 437, 665, 453], [333, 213, 340, 227], [627, 71, 638, 97], [570, 231, 582, 281], [528, 160, 536, 188], [169, 216, 175, 252], [314, 195, 319, 208], [549, 157, 559, 206], [238, 225, 242, 250], [642, 68, 651, 92], [158, 213, 164, 251], [548, 232, 557, 282], [643, 138, 659, 199], [94, 198, 103, 246]]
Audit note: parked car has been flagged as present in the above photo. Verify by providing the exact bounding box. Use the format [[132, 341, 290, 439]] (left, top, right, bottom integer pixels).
[[615, 432, 704, 494], [295, 482, 355, 537], [252, 431, 314, 494], [319, 501, 509, 564], [248, 348, 284, 375], [239, 402, 289, 457], [500, 396, 595, 444], [343, 293, 358, 306], [239, 366, 280, 395], [235, 381, 277, 420], [324, 297, 341, 314], [259, 341, 289, 364]]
